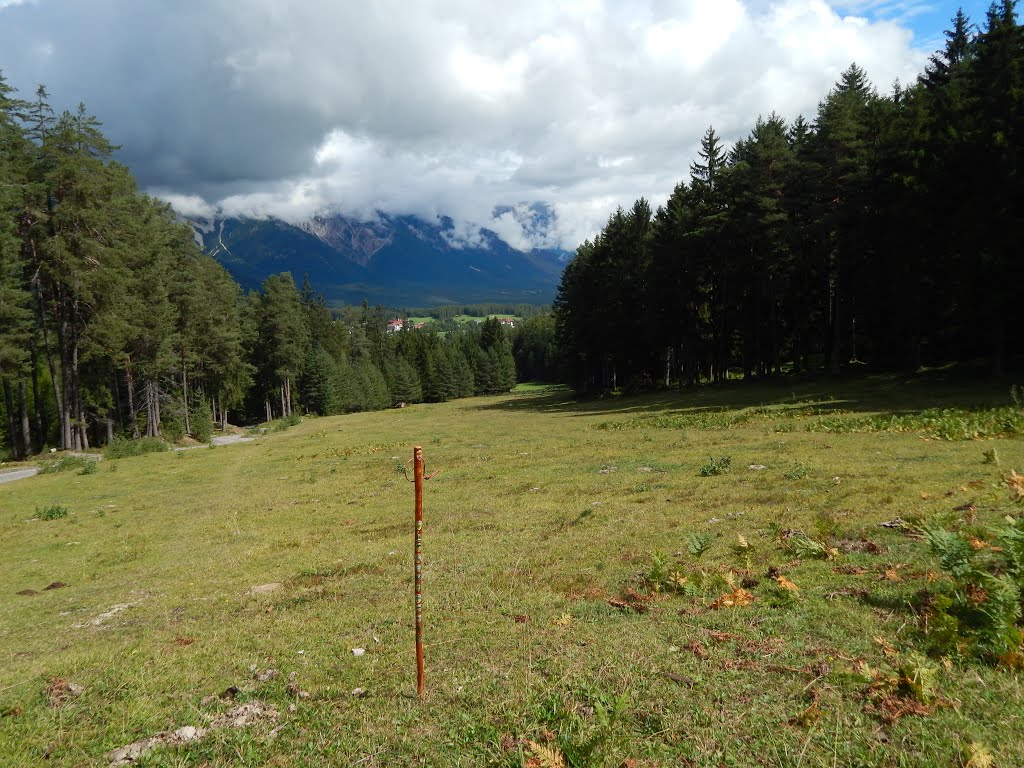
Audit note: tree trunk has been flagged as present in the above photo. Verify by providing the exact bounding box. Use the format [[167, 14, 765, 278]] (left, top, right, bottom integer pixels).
[[265, 399, 272, 423], [991, 320, 1005, 378], [280, 384, 287, 419], [71, 299, 86, 450], [56, 288, 73, 451], [153, 382, 161, 436], [126, 365, 140, 439], [111, 367, 123, 437], [182, 365, 191, 436], [145, 380, 161, 438], [18, 375, 32, 456], [35, 280, 64, 448], [828, 281, 841, 376], [30, 348, 45, 448], [3, 379, 22, 459]]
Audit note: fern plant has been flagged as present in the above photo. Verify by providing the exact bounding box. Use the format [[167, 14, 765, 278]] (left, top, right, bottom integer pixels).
[[686, 532, 713, 558], [922, 521, 1024, 664]]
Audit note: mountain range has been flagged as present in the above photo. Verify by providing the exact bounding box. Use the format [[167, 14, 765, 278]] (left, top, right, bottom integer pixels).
[[187, 205, 571, 307]]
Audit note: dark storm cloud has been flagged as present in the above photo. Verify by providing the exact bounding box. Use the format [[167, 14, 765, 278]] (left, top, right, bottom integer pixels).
[[0, 0, 929, 248]]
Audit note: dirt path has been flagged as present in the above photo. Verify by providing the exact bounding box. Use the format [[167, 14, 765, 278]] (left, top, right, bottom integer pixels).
[[1, 434, 255, 484], [175, 434, 255, 452]]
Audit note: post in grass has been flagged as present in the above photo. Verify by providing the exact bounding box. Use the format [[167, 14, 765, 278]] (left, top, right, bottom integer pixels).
[[413, 445, 425, 699]]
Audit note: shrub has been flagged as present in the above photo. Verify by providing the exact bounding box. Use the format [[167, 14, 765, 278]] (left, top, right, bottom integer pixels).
[[38, 455, 93, 474], [160, 413, 186, 443], [105, 437, 169, 459], [78, 461, 98, 475], [271, 413, 302, 432], [190, 399, 215, 443], [36, 505, 69, 520], [699, 456, 732, 476], [783, 462, 809, 480]]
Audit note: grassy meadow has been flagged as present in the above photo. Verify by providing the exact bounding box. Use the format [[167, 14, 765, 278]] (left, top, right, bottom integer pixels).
[[2, 373, 1024, 766]]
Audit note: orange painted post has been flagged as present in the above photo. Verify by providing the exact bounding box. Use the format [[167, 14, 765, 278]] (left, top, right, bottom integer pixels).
[[413, 445, 425, 699]]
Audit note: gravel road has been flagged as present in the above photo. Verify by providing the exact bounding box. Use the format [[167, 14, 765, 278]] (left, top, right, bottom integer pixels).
[[0, 467, 40, 484], [0, 434, 255, 484]]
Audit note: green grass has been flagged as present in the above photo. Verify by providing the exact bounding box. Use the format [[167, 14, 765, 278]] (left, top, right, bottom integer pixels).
[[105, 437, 169, 459], [452, 313, 521, 325], [37, 455, 97, 474], [2, 373, 1024, 766]]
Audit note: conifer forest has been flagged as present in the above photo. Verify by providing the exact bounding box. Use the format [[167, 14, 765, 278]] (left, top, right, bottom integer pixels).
[[554, 7, 1024, 393], [0, 77, 527, 458], [2, 6, 1023, 458]]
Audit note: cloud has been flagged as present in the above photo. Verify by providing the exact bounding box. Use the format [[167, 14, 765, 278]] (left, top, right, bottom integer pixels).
[[0, 0, 933, 250]]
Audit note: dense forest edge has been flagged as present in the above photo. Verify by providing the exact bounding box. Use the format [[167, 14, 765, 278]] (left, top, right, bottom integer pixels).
[[0, 77, 556, 459], [554, 6, 1024, 393], [2, 4, 1022, 459]]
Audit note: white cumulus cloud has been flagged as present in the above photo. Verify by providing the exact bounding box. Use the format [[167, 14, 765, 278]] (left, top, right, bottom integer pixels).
[[0, 0, 935, 250]]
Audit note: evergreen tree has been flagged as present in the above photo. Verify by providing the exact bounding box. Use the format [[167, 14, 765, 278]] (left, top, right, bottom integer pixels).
[[258, 272, 309, 418], [0, 72, 34, 458]]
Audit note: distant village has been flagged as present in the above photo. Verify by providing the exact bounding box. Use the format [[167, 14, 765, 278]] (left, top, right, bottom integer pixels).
[[386, 316, 517, 333]]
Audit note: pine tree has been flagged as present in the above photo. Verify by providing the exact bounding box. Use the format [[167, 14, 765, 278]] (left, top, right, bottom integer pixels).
[[258, 273, 310, 417], [0, 72, 34, 458], [813, 64, 877, 374]]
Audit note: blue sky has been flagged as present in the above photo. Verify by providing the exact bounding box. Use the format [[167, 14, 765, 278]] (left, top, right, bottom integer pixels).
[[834, 0, 992, 50]]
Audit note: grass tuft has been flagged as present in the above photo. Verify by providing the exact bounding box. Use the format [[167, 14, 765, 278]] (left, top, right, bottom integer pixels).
[[105, 436, 169, 459]]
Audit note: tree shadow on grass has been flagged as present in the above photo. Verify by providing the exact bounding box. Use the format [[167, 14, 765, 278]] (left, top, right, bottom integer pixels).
[[474, 368, 1017, 420]]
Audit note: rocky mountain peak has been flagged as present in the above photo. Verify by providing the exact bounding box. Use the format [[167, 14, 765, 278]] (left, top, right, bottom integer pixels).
[[299, 214, 395, 266]]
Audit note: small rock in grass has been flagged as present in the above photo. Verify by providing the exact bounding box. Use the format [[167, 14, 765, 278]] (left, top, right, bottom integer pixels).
[[249, 583, 282, 595], [748, 464, 767, 470], [171, 726, 204, 743], [351, 687, 367, 698], [255, 668, 278, 682], [664, 672, 696, 687], [351, 647, 366, 657]]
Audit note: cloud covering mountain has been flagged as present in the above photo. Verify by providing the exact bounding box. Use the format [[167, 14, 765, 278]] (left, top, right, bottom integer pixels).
[[0, 0, 977, 250]]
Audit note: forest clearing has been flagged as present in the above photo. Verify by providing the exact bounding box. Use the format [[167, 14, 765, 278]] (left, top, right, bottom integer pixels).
[[1, 374, 1023, 766]]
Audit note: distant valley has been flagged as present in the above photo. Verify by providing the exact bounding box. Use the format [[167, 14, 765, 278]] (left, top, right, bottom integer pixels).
[[187, 207, 571, 307]]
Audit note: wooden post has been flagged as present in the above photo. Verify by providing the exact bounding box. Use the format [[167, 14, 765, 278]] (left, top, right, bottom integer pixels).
[[413, 445, 425, 699]]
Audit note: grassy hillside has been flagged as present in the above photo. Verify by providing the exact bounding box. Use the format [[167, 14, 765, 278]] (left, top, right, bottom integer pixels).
[[2, 375, 1023, 766]]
